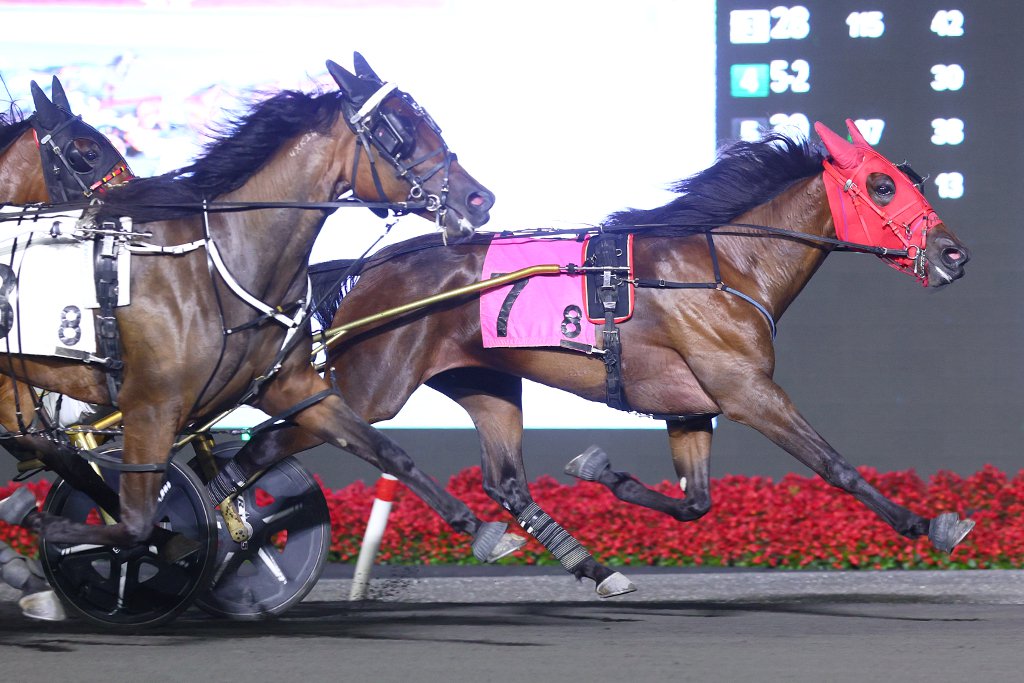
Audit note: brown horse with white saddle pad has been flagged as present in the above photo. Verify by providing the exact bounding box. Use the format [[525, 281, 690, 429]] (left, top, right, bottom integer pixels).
[[0, 56, 508, 625], [0, 76, 134, 621]]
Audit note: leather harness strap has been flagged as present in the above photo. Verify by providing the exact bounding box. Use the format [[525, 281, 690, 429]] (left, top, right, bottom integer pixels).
[[593, 234, 628, 412], [632, 231, 777, 339], [93, 220, 126, 407], [567, 230, 777, 417]]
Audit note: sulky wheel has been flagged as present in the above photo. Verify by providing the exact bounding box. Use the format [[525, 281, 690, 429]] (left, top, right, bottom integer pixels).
[[193, 441, 330, 620], [39, 454, 217, 628]]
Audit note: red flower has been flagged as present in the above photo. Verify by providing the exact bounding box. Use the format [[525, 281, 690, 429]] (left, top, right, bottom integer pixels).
[[2, 466, 1013, 569]]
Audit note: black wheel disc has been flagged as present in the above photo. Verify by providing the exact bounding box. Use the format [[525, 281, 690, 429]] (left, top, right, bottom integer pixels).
[[194, 442, 330, 620], [40, 456, 216, 628]]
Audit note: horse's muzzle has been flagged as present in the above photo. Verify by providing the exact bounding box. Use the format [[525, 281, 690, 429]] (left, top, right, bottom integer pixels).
[[465, 188, 495, 226], [928, 236, 969, 286], [445, 187, 495, 239]]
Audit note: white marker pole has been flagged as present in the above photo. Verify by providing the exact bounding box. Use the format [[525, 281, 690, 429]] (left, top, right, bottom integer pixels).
[[349, 473, 399, 601]]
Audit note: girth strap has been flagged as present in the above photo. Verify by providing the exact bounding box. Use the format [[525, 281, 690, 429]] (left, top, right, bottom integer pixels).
[[594, 235, 628, 411], [244, 384, 341, 438], [94, 221, 125, 406]]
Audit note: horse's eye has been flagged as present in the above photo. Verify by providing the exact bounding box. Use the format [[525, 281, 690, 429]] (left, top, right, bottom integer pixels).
[[867, 172, 896, 206], [84, 150, 99, 162]]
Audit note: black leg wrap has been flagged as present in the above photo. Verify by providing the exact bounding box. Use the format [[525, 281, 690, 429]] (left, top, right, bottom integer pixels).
[[207, 459, 248, 504], [517, 502, 591, 572], [0, 487, 37, 526]]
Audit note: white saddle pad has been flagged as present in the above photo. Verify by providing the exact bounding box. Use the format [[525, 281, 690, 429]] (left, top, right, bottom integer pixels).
[[0, 206, 131, 358]]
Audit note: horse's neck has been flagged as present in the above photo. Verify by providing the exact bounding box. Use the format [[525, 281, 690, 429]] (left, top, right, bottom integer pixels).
[[0, 132, 47, 203], [716, 174, 835, 320], [211, 126, 355, 301]]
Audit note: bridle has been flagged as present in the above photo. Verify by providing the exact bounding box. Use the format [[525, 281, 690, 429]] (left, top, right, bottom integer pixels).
[[342, 82, 454, 231], [821, 157, 937, 284], [31, 113, 133, 203], [814, 119, 943, 286]]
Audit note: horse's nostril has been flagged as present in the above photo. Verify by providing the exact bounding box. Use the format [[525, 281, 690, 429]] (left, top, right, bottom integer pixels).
[[943, 249, 964, 266], [467, 191, 493, 212]]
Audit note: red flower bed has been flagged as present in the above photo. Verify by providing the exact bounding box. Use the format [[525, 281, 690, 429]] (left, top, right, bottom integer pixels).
[[4, 465, 1023, 569], [0, 480, 52, 557]]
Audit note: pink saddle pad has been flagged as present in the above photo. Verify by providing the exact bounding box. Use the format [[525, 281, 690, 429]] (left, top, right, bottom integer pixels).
[[480, 237, 596, 348]]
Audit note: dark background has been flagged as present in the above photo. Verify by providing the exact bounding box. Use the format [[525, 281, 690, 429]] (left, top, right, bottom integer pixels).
[[3, 2, 1021, 490], [707, 0, 1023, 484]]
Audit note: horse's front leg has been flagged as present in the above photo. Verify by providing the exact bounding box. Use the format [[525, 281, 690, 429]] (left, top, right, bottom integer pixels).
[[709, 369, 973, 552], [19, 411, 174, 548]]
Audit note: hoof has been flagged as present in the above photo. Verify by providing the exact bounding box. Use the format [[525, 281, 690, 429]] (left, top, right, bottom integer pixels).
[[487, 533, 528, 562], [0, 487, 37, 526], [596, 571, 636, 598], [565, 446, 610, 482], [472, 521, 510, 563], [19, 590, 67, 622], [928, 512, 976, 553]]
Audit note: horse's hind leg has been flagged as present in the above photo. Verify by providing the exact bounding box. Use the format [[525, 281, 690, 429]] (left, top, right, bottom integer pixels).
[[241, 380, 512, 562], [432, 369, 634, 597], [0, 539, 65, 620], [0, 489, 67, 620], [0, 378, 121, 518], [565, 415, 715, 522]]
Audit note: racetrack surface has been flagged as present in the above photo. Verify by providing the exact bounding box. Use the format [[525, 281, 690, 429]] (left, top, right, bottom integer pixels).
[[3, 568, 1023, 682]]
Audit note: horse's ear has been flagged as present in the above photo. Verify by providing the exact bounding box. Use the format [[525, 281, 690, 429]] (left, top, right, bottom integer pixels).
[[30, 80, 63, 130], [353, 52, 383, 85], [814, 121, 863, 169], [50, 76, 73, 113], [327, 59, 376, 106], [845, 119, 872, 149]]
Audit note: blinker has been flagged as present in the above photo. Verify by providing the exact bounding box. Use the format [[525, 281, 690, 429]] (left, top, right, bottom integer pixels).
[[372, 113, 414, 159], [815, 119, 939, 286]]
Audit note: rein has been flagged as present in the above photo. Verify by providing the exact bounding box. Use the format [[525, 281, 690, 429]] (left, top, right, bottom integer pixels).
[[605, 220, 918, 260], [0, 197, 431, 223]]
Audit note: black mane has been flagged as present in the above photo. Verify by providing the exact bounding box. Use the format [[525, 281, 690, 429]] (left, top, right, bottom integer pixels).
[[0, 111, 31, 157], [606, 133, 825, 235], [99, 90, 345, 222], [308, 133, 827, 326]]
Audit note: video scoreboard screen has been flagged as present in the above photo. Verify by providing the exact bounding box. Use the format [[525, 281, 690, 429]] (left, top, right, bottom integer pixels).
[[713, 3, 1024, 474], [716, 2, 1019, 219]]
